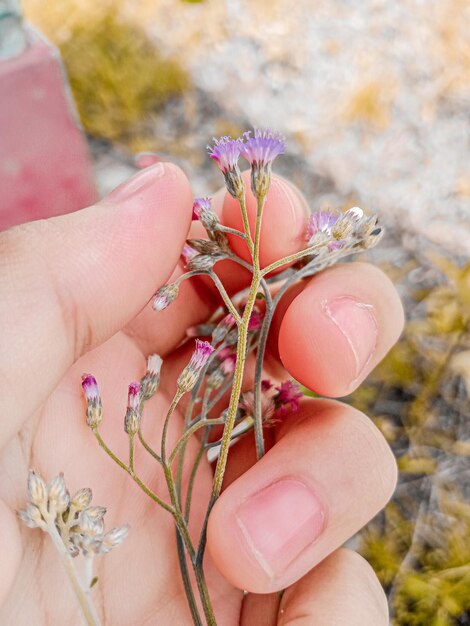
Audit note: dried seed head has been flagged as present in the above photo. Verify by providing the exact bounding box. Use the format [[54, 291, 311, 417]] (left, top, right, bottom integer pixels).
[[84, 506, 107, 521], [71, 488, 92, 512], [186, 238, 223, 255], [140, 354, 163, 401], [124, 382, 141, 436], [75, 510, 105, 536], [27, 470, 47, 510], [177, 339, 215, 394], [188, 253, 224, 272], [19, 504, 46, 529], [81, 374, 103, 428], [152, 283, 179, 311], [48, 473, 70, 514], [97, 525, 129, 554]]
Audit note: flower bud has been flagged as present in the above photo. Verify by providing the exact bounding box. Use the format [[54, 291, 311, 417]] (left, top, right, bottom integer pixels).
[[48, 473, 70, 515], [124, 382, 141, 436], [177, 340, 215, 394], [28, 470, 47, 509], [97, 525, 129, 554], [140, 354, 163, 401], [19, 504, 46, 529], [193, 197, 220, 231], [152, 283, 179, 311], [81, 374, 103, 428], [71, 488, 92, 512], [188, 253, 223, 272]]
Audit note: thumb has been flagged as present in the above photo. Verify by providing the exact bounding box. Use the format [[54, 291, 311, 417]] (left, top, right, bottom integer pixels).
[[0, 162, 192, 448]]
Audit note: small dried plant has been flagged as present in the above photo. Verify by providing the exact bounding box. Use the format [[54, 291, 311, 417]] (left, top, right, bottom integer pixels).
[[20, 129, 383, 625]]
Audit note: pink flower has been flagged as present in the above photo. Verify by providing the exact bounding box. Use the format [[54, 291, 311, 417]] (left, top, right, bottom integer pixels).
[[220, 353, 236, 374], [192, 197, 212, 220], [239, 391, 275, 424], [177, 340, 215, 393], [81, 374, 99, 402], [127, 382, 141, 411], [241, 129, 285, 167], [248, 309, 264, 331], [261, 379, 273, 392], [208, 136, 244, 174], [274, 380, 303, 415], [152, 283, 179, 311]]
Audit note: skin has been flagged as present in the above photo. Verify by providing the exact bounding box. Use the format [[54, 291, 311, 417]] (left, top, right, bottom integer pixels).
[[0, 163, 404, 625]]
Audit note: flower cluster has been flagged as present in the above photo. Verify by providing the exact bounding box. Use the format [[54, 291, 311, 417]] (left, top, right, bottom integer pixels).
[[306, 206, 382, 251], [19, 471, 128, 557], [238, 378, 303, 426], [208, 128, 285, 199]]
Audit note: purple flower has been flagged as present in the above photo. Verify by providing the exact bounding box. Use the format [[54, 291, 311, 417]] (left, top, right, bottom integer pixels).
[[241, 129, 285, 167], [208, 136, 244, 174], [306, 209, 340, 241], [261, 379, 273, 392], [274, 380, 303, 416]]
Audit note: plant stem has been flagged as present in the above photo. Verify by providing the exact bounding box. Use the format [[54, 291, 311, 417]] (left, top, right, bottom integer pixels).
[[129, 435, 135, 473], [93, 429, 174, 514], [138, 430, 162, 464], [169, 418, 224, 465], [47, 522, 101, 626], [237, 192, 254, 255], [176, 529, 203, 626], [207, 270, 241, 323]]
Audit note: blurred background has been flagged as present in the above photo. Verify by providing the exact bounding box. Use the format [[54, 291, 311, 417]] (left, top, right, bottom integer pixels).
[[2, 0, 470, 623]]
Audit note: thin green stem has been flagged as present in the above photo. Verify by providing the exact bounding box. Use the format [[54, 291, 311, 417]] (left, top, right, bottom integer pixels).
[[207, 270, 241, 323], [138, 429, 162, 464], [176, 529, 203, 626], [185, 430, 209, 522], [161, 392, 184, 465], [93, 429, 174, 514], [47, 523, 101, 626], [169, 418, 224, 465], [217, 224, 246, 239], [129, 435, 135, 473], [237, 192, 254, 255]]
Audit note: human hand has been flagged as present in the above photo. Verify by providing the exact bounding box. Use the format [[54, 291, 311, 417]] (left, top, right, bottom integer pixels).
[[0, 163, 403, 625]]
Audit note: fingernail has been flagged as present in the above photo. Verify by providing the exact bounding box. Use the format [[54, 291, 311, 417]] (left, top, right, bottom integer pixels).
[[322, 296, 378, 380], [104, 163, 166, 204], [235, 479, 325, 579]]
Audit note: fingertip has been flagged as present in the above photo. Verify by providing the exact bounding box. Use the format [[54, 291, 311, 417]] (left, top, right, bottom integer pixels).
[[278, 263, 404, 397]]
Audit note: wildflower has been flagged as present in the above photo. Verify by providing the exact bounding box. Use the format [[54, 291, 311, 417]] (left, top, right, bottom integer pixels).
[[274, 380, 303, 416], [208, 136, 245, 198], [241, 129, 285, 198], [124, 382, 141, 435], [177, 340, 215, 394], [71, 488, 92, 512], [81, 374, 103, 428], [192, 197, 220, 231], [239, 390, 276, 425], [181, 243, 198, 265], [306, 209, 340, 243], [27, 470, 47, 511], [140, 354, 163, 401], [152, 283, 179, 311], [261, 379, 273, 392]]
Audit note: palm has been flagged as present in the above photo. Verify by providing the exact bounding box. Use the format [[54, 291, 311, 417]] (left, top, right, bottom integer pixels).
[[0, 326, 243, 625]]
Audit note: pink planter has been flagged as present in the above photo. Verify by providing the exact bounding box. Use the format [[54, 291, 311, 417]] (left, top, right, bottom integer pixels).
[[0, 24, 97, 231]]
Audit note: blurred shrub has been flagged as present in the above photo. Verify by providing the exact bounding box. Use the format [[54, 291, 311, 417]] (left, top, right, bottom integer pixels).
[[57, 9, 188, 142], [353, 255, 470, 625]]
